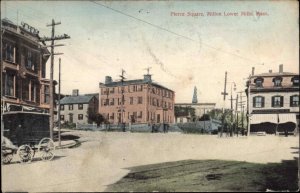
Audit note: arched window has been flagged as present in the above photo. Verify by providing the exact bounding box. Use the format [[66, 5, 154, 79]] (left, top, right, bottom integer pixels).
[[254, 77, 264, 87], [272, 95, 283, 107], [253, 96, 265, 108]]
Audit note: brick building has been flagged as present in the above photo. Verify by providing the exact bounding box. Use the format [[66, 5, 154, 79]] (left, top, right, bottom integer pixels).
[[1, 18, 53, 113], [247, 64, 299, 134], [99, 74, 175, 124]]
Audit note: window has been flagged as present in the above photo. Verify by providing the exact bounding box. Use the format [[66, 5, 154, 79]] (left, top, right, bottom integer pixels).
[[5, 73, 15, 97], [138, 111, 142, 118], [273, 77, 282, 87], [69, 104, 73, 110], [272, 96, 283, 107], [24, 49, 37, 71], [110, 98, 114, 106], [30, 80, 37, 102], [254, 78, 263, 87], [137, 85, 143, 91], [292, 76, 299, 86], [78, 104, 83, 110], [44, 85, 50, 104], [130, 97, 133, 105], [110, 113, 114, 120], [60, 105, 64, 111], [290, 95, 299, 107], [22, 79, 30, 101], [110, 88, 115, 94], [78, 114, 83, 120], [253, 96, 265, 108], [4, 42, 15, 62], [138, 97, 143, 104], [60, 115, 64, 121]]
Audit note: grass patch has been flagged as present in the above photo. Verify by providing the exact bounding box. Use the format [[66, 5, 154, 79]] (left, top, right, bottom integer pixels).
[[106, 159, 298, 192]]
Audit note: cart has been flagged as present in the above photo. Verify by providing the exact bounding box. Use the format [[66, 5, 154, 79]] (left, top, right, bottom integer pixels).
[[2, 111, 56, 164]]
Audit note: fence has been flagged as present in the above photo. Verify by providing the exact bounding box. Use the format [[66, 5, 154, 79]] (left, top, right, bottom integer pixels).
[[75, 122, 183, 133]]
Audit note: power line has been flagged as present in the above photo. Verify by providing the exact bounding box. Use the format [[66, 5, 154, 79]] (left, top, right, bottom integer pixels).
[[90, 1, 263, 65]]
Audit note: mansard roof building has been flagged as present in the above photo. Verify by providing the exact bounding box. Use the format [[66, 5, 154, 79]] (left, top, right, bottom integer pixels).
[[247, 64, 299, 134]]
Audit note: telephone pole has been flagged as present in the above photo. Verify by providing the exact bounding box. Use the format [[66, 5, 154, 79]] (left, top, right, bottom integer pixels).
[[58, 58, 61, 146], [237, 91, 246, 136], [220, 71, 228, 137], [119, 69, 126, 131], [40, 19, 70, 140]]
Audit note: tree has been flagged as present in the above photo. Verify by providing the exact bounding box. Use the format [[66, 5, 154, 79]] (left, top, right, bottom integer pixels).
[[175, 106, 196, 121], [87, 109, 106, 126]]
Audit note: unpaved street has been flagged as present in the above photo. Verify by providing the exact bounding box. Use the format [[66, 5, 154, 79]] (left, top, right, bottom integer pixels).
[[2, 131, 299, 192]]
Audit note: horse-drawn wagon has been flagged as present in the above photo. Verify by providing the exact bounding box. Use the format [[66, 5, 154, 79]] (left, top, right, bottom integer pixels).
[[1, 112, 55, 164]]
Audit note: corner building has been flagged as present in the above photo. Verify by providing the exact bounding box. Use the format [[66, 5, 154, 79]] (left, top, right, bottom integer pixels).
[[99, 74, 175, 124]]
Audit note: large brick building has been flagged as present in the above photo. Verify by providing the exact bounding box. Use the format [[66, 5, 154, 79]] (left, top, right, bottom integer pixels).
[[1, 18, 53, 113], [247, 64, 299, 134], [99, 74, 175, 124]]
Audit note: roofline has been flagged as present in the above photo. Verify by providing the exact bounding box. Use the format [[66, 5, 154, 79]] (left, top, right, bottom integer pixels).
[[251, 72, 299, 78], [3, 111, 50, 116], [100, 80, 175, 92], [175, 103, 216, 106]]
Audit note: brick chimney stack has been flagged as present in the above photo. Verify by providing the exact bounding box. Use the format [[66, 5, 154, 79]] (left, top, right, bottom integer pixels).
[[279, 64, 283, 73], [72, 89, 79, 96]]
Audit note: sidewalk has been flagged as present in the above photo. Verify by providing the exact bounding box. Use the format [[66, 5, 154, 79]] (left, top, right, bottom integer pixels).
[[54, 140, 78, 149]]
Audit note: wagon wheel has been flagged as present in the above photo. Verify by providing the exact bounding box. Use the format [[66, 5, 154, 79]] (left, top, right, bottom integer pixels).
[[17, 145, 34, 163], [1, 151, 13, 164], [38, 138, 55, 161]]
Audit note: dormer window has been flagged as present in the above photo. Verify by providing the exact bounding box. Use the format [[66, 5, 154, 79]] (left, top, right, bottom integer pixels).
[[292, 76, 299, 86], [273, 77, 282, 87], [254, 77, 264, 87]]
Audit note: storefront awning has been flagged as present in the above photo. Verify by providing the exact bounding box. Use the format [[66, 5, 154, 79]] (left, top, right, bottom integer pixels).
[[250, 114, 278, 124], [278, 114, 297, 124]]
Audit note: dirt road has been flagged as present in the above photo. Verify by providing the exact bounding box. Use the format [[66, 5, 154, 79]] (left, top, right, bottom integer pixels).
[[2, 131, 298, 192]]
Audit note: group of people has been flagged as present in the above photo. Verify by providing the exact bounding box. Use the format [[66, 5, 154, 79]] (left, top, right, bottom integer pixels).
[[151, 123, 169, 133]]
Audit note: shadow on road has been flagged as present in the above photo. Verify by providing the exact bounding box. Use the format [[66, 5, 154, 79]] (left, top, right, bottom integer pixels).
[[106, 158, 299, 192]]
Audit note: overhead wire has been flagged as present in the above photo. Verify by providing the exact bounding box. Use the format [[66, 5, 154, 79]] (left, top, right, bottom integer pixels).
[[90, 1, 263, 66]]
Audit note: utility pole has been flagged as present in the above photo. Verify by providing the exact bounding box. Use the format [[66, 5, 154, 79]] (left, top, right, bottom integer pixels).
[[1, 25, 5, 139], [247, 75, 251, 137], [220, 71, 228, 137], [58, 58, 61, 147], [229, 89, 236, 137], [119, 69, 126, 132], [235, 94, 239, 136], [40, 19, 70, 140], [237, 91, 246, 136]]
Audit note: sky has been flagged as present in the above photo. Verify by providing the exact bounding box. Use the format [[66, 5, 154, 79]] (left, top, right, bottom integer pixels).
[[1, 0, 299, 108]]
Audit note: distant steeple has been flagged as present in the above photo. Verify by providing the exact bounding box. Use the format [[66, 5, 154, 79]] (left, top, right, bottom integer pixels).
[[192, 86, 198, 103]]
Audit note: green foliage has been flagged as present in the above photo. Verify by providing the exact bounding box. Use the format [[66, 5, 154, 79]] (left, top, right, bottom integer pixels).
[[87, 109, 107, 126]]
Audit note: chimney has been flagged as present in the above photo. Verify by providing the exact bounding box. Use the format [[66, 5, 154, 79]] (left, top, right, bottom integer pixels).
[[105, 76, 112, 84], [269, 69, 272, 73], [279, 64, 283, 73], [251, 67, 255, 76], [72, 89, 79, 96], [144, 74, 152, 82]]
